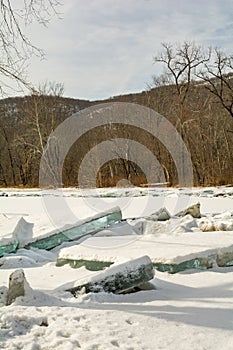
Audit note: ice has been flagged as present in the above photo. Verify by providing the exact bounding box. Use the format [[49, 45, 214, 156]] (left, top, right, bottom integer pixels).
[[199, 219, 233, 231], [0, 242, 18, 257], [56, 258, 113, 271], [0, 207, 122, 254], [216, 249, 233, 267], [0, 248, 56, 269], [26, 206, 122, 250], [142, 214, 198, 236], [175, 202, 201, 218], [0, 215, 33, 257], [6, 269, 31, 305], [93, 221, 138, 237], [58, 230, 233, 273], [154, 257, 211, 273], [66, 255, 154, 294], [1, 187, 233, 349], [144, 207, 171, 221], [199, 211, 233, 231]]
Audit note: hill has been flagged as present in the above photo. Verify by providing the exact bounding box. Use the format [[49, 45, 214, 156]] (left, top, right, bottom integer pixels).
[[0, 81, 233, 187]]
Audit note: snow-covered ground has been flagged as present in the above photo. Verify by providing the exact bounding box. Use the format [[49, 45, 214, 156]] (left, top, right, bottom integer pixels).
[[0, 187, 233, 350]]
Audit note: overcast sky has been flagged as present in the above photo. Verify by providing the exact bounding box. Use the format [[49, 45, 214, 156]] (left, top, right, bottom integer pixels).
[[25, 0, 233, 101]]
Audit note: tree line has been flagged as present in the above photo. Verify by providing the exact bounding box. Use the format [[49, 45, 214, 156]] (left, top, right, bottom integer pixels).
[[0, 40, 233, 187]]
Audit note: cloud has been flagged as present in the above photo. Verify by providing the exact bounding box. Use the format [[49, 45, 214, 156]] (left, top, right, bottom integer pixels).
[[22, 0, 233, 100]]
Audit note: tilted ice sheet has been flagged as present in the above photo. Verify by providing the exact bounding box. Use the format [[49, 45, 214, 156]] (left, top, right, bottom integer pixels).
[[58, 231, 233, 265], [0, 206, 122, 249]]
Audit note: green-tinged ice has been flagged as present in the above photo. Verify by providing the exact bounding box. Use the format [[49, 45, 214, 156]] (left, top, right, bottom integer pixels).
[[66, 255, 154, 295], [58, 257, 209, 274], [153, 257, 212, 274], [57, 253, 233, 275], [217, 251, 233, 267], [26, 207, 122, 250], [0, 242, 18, 257], [153, 249, 233, 273], [56, 258, 113, 271]]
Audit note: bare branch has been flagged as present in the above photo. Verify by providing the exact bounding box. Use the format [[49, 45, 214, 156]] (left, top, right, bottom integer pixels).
[[0, 1, 61, 95], [154, 41, 211, 105], [198, 47, 233, 117]]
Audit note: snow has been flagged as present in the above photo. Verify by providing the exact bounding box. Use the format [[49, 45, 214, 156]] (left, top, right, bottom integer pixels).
[[0, 204, 122, 248], [0, 186, 233, 349], [58, 231, 233, 265], [65, 255, 154, 295]]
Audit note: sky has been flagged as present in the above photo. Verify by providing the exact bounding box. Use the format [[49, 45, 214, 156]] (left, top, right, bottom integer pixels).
[[22, 0, 233, 100]]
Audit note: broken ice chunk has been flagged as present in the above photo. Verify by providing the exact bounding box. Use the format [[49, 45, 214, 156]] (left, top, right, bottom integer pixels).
[[199, 218, 233, 232], [6, 269, 32, 305], [217, 250, 233, 267], [0, 242, 18, 257], [175, 202, 201, 218], [26, 206, 122, 250], [154, 257, 212, 274], [66, 255, 155, 295], [0, 215, 33, 257], [145, 207, 171, 221]]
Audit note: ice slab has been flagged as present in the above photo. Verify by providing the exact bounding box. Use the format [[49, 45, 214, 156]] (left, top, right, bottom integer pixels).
[[66, 255, 154, 295], [0, 242, 18, 257], [56, 258, 113, 271], [153, 258, 212, 273], [0, 215, 33, 257], [26, 206, 122, 250], [144, 207, 171, 221], [58, 231, 233, 273], [175, 202, 201, 218]]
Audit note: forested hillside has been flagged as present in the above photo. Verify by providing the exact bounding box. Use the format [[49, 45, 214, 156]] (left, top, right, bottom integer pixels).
[[1, 76, 233, 188]]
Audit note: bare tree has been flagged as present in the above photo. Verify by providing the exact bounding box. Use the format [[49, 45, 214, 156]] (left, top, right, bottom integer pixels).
[[12, 82, 64, 185], [198, 48, 233, 118], [0, 0, 61, 95], [0, 101, 18, 185], [153, 41, 211, 130], [151, 41, 233, 186]]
